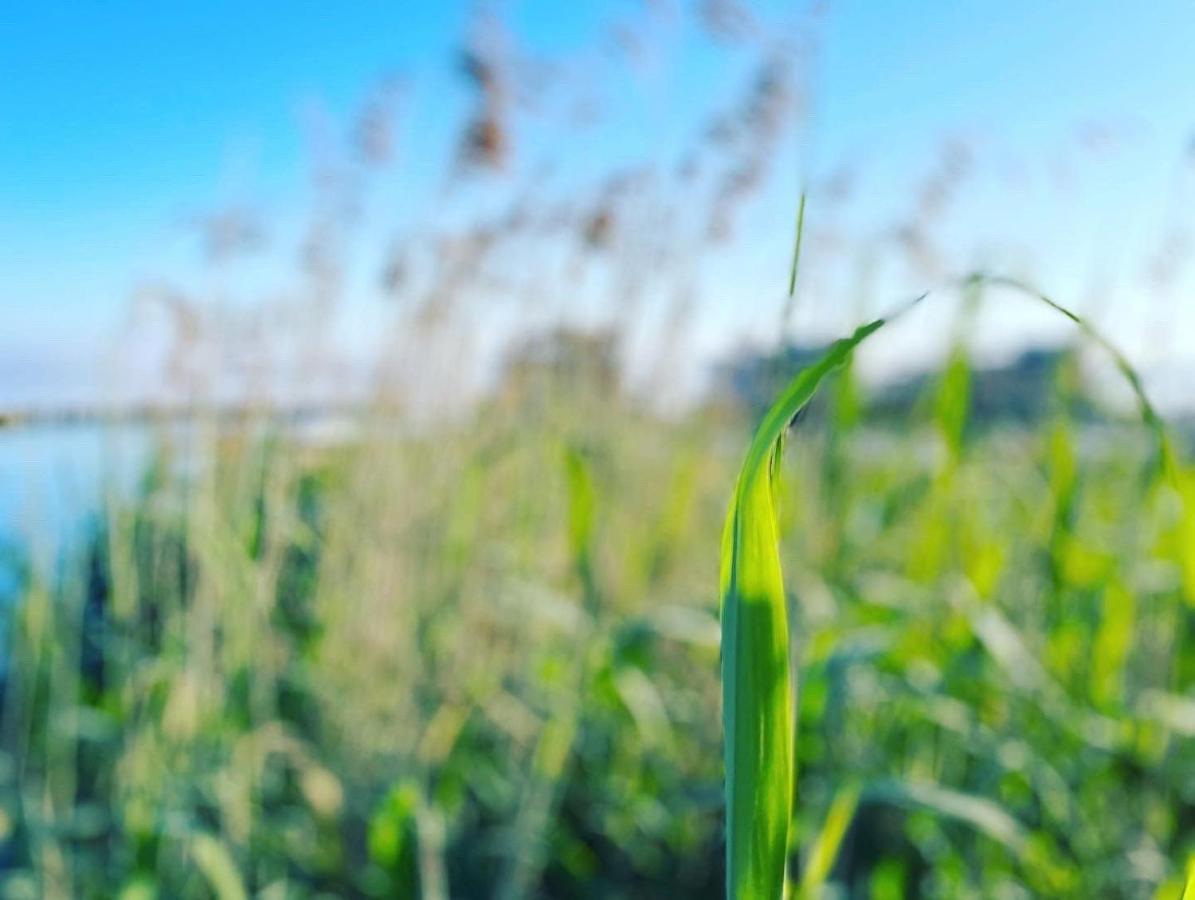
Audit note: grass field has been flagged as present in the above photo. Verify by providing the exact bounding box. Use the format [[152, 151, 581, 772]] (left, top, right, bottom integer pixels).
[[4, 6, 1195, 897], [2, 318, 1193, 898]]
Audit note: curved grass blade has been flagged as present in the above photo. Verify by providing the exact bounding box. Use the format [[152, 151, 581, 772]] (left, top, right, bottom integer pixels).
[[971, 273, 1176, 479], [720, 314, 896, 900], [721, 271, 1168, 898], [972, 275, 1192, 606], [866, 779, 1029, 858]]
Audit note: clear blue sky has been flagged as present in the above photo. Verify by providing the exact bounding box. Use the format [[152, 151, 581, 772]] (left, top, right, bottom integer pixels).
[[2, 1, 1194, 407]]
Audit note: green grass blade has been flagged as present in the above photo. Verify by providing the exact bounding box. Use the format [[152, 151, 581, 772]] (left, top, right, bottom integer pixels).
[[720, 315, 894, 900], [190, 833, 248, 900], [971, 273, 1175, 478], [867, 779, 1029, 858], [786, 192, 806, 300], [796, 783, 861, 899], [565, 445, 599, 611], [780, 192, 807, 333]]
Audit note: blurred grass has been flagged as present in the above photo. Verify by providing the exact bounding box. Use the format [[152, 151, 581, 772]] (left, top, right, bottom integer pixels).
[[0, 334, 1192, 898], [3, 2, 1193, 895]]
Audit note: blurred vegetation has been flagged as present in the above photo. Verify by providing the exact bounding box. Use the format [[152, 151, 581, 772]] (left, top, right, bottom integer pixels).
[[3, 3, 1195, 897], [1, 339, 1194, 897]]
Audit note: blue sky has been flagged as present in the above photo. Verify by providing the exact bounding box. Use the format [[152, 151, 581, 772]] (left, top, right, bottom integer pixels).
[[2, 0, 1194, 408]]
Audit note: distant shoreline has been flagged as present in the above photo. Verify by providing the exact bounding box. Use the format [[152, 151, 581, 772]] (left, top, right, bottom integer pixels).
[[0, 402, 388, 431]]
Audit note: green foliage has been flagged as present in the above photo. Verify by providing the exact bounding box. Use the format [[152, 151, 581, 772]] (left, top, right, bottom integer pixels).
[[795, 782, 859, 899], [190, 834, 248, 900], [717, 276, 1193, 899], [368, 780, 421, 894], [0, 297, 1191, 896]]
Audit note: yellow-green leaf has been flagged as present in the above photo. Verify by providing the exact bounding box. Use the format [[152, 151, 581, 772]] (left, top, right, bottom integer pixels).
[[721, 318, 889, 899]]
